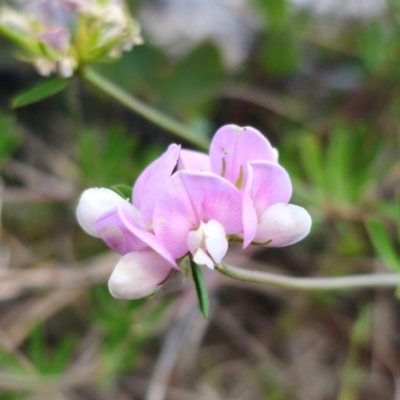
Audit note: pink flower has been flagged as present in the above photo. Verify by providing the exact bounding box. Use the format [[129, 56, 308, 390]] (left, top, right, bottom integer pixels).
[[76, 125, 311, 300], [153, 170, 243, 268], [178, 124, 312, 249]]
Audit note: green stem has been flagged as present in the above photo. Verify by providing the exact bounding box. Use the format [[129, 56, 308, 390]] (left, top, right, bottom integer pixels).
[[217, 263, 400, 291], [82, 67, 209, 150]]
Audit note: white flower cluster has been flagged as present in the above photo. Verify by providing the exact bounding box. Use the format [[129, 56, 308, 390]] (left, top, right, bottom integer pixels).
[[0, 0, 143, 77]]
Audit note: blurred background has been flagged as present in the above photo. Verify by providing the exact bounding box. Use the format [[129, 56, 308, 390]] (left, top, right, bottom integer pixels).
[[1, 0, 400, 399]]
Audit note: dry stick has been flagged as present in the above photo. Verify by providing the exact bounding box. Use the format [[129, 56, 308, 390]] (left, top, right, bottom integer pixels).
[[145, 272, 220, 400], [215, 305, 282, 367], [0, 289, 82, 347], [2, 159, 74, 202], [0, 252, 118, 301], [217, 263, 400, 291], [144, 299, 199, 400]]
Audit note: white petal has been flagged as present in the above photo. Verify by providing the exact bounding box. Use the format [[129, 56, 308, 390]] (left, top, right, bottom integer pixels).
[[203, 220, 228, 264], [193, 248, 215, 270], [108, 251, 173, 299], [253, 203, 312, 247], [187, 225, 204, 255], [272, 147, 279, 161], [76, 188, 133, 237]]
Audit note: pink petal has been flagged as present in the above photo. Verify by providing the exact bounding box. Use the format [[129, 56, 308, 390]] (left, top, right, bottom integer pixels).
[[38, 28, 70, 51], [96, 206, 179, 269], [242, 161, 292, 247], [133, 144, 180, 223], [178, 149, 211, 172], [242, 164, 258, 248], [247, 161, 292, 215], [108, 251, 173, 299], [209, 125, 278, 187], [95, 206, 146, 255], [253, 203, 312, 246], [153, 171, 243, 259]]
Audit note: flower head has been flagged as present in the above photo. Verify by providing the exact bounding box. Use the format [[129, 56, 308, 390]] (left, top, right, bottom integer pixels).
[[0, 0, 142, 77], [179, 125, 311, 248], [76, 125, 311, 300]]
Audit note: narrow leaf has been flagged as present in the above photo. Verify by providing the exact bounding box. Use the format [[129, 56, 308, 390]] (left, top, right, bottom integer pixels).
[[397, 190, 400, 243], [396, 286, 400, 301], [365, 217, 400, 272], [190, 260, 210, 319], [0, 24, 43, 55], [12, 79, 69, 108], [297, 133, 324, 188], [111, 184, 132, 200], [0, 114, 21, 169]]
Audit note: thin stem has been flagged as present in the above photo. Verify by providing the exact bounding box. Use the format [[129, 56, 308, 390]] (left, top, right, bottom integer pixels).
[[216, 263, 400, 291], [81, 67, 209, 150]]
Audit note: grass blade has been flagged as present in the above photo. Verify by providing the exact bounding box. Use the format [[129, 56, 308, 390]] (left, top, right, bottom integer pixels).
[[365, 216, 400, 272]]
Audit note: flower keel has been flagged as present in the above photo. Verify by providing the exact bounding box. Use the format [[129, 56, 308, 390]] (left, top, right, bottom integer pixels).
[[108, 251, 173, 299], [187, 220, 228, 270]]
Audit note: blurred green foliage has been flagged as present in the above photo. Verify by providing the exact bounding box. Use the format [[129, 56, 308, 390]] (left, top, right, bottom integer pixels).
[[28, 325, 77, 375], [281, 121, 387, 209], [91, 286, 170, 378], [0, 114, 21, 170]]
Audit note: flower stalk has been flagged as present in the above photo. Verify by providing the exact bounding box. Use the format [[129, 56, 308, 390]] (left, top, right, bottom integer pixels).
[[82, 67, 209, 150], [216, 263, 400, 291]]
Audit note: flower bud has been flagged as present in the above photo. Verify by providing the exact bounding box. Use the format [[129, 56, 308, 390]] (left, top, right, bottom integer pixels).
[[76, 188, 135, 237], [108, 251, 173, 299], [253, 203, 312, 247]]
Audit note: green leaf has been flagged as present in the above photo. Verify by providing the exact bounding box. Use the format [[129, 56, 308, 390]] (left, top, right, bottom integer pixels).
[[111, 184, 132, 200], [325, 121, 352, 201], [0, 24, 43, 55], [190, 260, 210, 319], [0, 115, 21, 170], [28, 324, 47, 373], [12, 79, 70, 108], [252, 0, 289, 29], [259, 33, 298, 77], [161, 42, 226, 115], [78, 127, 139, 187], [397, 190, 400, 243], [350, 305, 373, 346], [365, 217, 400, 272], [297, 133, 324, 187], [50, 335, 77, 374], [360, 22, 385, 71]]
